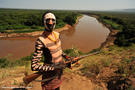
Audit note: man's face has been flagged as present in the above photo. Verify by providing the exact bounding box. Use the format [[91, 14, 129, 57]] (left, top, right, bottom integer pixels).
[[44, 13, 56, 32]]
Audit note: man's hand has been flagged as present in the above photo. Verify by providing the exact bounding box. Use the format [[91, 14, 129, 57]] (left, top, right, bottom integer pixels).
[[65, 57, 74, 68]]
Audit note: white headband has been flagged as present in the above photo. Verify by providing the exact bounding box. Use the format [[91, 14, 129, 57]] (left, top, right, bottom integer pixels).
[[44, 13, 56, 20]]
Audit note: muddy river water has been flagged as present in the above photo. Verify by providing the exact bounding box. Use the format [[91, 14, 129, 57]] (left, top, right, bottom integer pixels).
[[0, 15, 110, 59]]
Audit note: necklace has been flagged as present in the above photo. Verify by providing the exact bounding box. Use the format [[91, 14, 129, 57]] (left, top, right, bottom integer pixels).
[[47, 31, 58, 44]]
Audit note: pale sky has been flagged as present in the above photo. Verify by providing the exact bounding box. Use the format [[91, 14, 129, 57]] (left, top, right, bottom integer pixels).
[[0, 0, 135, 10]]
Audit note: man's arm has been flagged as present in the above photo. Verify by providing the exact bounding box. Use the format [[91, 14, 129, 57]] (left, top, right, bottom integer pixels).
[[31, 39, 54, 72]]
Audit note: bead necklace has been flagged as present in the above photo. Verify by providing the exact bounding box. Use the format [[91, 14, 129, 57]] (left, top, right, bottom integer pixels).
[[47, 31, 58, 44]]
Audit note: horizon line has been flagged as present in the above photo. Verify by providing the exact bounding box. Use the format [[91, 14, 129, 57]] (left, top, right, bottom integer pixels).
[[0, 7, 135, 11]]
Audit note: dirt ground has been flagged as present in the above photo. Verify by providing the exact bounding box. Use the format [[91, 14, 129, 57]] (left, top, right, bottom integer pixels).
[[0, 73, 102, 90], [30, 73, 100, 90]]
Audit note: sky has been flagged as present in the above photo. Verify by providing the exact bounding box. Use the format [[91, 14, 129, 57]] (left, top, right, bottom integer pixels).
[[0, 0, 135, 10]]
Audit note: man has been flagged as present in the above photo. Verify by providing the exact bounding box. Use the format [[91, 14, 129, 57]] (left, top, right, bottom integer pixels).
[[31, 12, 71, 90]]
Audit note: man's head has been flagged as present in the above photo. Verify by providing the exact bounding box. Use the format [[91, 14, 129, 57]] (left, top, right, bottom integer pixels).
[[43, 12, 56, 32]]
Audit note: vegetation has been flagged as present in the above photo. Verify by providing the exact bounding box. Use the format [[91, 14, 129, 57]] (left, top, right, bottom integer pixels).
[[0, 57, 26, 68], [82, 11, 135, 47], [98, 12, 135, 47], [63, 47, 83, 57], [0, 8, 81, 33], [78, 44, 135, 89]]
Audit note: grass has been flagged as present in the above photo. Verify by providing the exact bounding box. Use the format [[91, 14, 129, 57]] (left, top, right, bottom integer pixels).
[[3, 24, 67, 34], [0, 60, 32, 87], [0, 54, 32, 83], [63, 47, 83, 57], [79, 53, 113, 77], [103, 19, 122, 30], [3, 28, 43, 34], [0, 57, 26, 68], [0, 66, 25, 81], [117, 58, 135, 77], [76, 44, 135, 89]]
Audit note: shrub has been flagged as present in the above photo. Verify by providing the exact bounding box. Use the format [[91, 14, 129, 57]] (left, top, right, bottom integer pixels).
[[0, 57, 9, 68], [31, 25, 40, 29], [116, 58, 135, 77], [64, 15, 76, 26], [80, 61, 102, 77], [0, 57, 26, 68], [63, 47, 83, 57]]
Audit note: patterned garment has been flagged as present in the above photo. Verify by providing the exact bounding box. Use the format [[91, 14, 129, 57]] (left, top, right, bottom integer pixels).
[[31, 38, 54, 71], [31, 31, 65, 90]]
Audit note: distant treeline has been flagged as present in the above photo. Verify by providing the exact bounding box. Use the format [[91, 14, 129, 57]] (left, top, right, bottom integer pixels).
[[82, 11, 135, 47], [0, 9, 81, 33]]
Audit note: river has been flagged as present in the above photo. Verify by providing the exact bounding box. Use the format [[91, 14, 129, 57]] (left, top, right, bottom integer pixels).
[[0, 15, 110, 60]]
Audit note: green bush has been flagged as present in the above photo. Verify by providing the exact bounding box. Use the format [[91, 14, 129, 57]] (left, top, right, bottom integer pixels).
[[0, 57, 26, 68], [56, 19, 66, 29], [0, 57, 9, 68], [64, 15, 76, 26], [31, 25, 40, 29], [63, 47, 83, 57], [114, 33, 131, 46], [0, 26, 6, 30]]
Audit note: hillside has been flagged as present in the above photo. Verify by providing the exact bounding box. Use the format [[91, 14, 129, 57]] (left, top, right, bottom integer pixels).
[[0, 43, 135, 90]]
